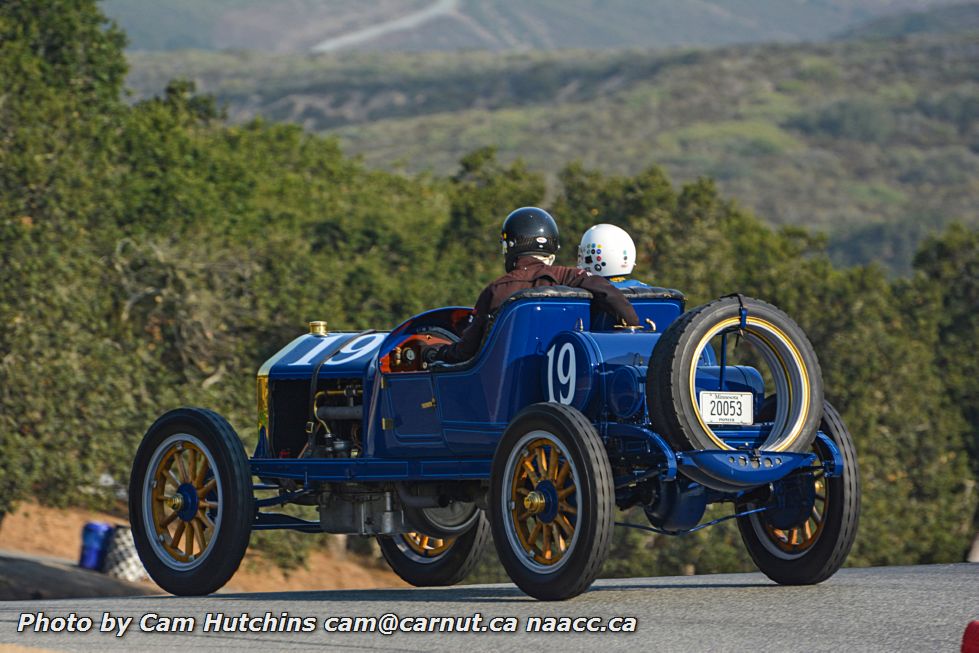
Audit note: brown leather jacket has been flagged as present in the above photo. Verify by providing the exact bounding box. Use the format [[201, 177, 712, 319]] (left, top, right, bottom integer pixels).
[[434, 256, 640, 364]]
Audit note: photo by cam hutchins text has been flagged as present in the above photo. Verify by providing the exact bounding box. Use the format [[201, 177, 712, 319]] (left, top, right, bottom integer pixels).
[[17, 612, 317, 636]]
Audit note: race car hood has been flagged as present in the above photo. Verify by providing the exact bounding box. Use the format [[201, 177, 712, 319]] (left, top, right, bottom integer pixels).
[[257, 331, 389, 380]]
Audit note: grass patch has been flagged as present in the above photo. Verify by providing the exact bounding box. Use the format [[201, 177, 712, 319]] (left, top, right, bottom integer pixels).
[[659, 120, 805, 157], [846, 182, 908, 206]]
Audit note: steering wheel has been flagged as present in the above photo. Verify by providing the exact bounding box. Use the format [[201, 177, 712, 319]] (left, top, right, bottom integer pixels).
[[384, 327, 459, 373]]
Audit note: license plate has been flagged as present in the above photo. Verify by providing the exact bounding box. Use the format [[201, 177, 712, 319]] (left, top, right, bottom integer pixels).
[[699, 392, 753, 425]]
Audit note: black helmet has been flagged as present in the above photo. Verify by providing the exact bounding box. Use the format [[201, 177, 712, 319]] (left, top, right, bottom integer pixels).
[[500, 207, 560, 272]]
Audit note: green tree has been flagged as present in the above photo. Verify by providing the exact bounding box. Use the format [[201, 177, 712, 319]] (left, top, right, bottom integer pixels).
[[438, 147, 546, 302], [909, 224, 979, 462], [0, 0, 128, 516]]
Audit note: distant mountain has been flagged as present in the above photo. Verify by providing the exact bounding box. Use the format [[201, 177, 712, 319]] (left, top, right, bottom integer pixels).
[[124, 24, 979, 274], [100, 0, 432, 52], [837, 1, 979, 39], [102, 0, 966, 53]]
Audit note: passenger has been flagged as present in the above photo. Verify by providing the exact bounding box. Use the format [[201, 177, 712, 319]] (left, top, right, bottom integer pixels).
[[428, 207, 640, 364], [577, 223, 648, 288]]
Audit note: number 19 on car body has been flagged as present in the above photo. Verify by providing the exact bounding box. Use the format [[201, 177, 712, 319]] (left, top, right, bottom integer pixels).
[[546, 342, 576, 404]]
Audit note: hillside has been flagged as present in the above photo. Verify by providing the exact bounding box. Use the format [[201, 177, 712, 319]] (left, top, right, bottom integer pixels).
[[837, 1, 979, 39], [102, 0, 965, 53], [125, 31, 979, 271]]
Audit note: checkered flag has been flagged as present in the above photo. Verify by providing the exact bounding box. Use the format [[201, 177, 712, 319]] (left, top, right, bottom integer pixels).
[[101, 526, 147, 582]]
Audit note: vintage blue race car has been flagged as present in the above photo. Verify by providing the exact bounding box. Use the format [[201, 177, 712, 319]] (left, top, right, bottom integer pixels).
[[130, 286, 859, 599]]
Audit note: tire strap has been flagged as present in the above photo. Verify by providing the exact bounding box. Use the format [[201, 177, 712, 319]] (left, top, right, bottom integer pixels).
[[721, 292, 749, 335]]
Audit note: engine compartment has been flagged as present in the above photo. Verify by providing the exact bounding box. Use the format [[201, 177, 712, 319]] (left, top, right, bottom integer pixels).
[[269, 377, 365, 459]]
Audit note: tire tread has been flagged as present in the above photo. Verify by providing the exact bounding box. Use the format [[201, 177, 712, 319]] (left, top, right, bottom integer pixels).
[[648, 296, 823, 453], [737, 401, 859, 584], [490, 402, 615, 600], [129, 407, 253, 596], [378, 514, 490, 587]]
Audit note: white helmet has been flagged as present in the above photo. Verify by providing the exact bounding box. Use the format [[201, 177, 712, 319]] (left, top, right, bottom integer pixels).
[[577, 224, 636, 277]]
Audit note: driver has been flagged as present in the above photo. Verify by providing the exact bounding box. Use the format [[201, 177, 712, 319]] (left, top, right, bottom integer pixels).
[[577, 223, 649, 288], [428, 207, 640, 364]]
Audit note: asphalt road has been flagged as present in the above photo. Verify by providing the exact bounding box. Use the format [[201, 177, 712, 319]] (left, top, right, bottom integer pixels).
[[0, 550, 147, 602], [1, 564, 975, 652]]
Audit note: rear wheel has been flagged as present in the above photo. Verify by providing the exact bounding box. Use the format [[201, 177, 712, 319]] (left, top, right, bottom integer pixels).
[[489, 403, 614, 600], [377, 513, 489, 587], [129, 407, 253, 595], [737, 400, 860, 584]]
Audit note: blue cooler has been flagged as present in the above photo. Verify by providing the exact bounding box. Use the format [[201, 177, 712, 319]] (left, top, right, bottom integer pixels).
[[79, 522, 113, 570]]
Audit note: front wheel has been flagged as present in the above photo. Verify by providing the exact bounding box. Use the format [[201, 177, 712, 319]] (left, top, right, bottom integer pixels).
[[489, 403, 614, 600], [737, 400, 860, 584], [129, 407, 253, 595], [377, 513, 489, 587]]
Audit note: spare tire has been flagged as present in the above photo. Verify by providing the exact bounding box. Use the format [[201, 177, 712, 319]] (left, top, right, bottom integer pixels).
[[647, 296, 823, 453]]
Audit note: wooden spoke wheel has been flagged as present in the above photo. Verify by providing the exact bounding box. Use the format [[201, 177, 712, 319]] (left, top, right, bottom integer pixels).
[[505, 435, 580, 569], [761, 471, 829, 556], [147, 439, 220, 566], [737, 400, 859, 584], [378, 515, 489, 587], [490, 403, 614, 601], [130, 408, 252, 595], [399, 532, 455, 560]]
